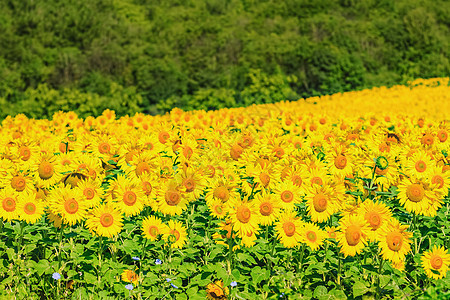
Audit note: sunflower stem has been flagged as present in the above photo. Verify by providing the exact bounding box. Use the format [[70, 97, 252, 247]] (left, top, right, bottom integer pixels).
[[227, 237, 234, 275], [141, 238, 148, 261], [168, 245, 173, 275], [368, 164, 377, 200], [17, 220, 26, 252], [298, 243, 306, 271], [337, 252, 342, 286], [97, 236, 103, 291], [268, 232, 277, 273], [376, 257, 384, 299], [57, 224, 64, 269]]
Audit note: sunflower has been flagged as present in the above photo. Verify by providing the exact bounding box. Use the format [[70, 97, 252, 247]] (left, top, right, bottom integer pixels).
[[120, 150, 156, 181], [273, 180, 302, 212], [325, 226, 338, 240], [91, 134, 118, 161], [362, 153, 399, 190], [244, 162, 278, 193], [47, 209, 63, 228], [378, 218, 412, 265], [138, 133, 165, 155], [254, 192, 281, 226], [175, 167, 207, 200], [121, 270, 139, 285], [429, 165, 450, 192], [48, 185, 87, 226], [141, 216, 167, 241], [55, 152, 78, 173], [178, 135, 201, 163], [212, 220, 237, 249], [397, 178, 433, 216], [305, 184, 336, 223], [326, 144, 354, 179], [85, 204, 123, 238], [336, 214, 370, 257], [240, 229, 258, 248], [357, 199, 392, 242], [275, 211, 303, 248], [0, 188, 20, 222], [404, 150, 433, 180], [206, 280, 229, 300], [205, 177, 239, 205], [421, 245, 450, 280], [135, 172, 159, 206], [391, 260, 405, 272], [164, 220, 188, 249], [300, 222, 327, 251], [17, 192, 45, 224], [109, 175, 145, 217], [33, 153, 63, 188], [0, 158, 15, 187], [228, 198, 259, 237], [7, 170, 34, 193], [11, 140, 40, 169], [75, 178, 103, 209], [207, 199, 228, 219], [157, 179, 189, 216], [303, 165, 330, 190], [73, 154, 103, 181]]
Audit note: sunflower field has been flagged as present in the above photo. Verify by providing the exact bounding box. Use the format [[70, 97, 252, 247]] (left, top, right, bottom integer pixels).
[[0, 78, 450, 299]]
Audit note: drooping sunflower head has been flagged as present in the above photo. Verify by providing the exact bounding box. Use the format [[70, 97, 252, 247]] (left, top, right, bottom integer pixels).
[[206, 280, 229, 300], [121, 270, 139, 285]]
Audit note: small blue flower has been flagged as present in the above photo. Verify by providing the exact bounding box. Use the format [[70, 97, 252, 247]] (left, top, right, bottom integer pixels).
[[155, 259, 162, 265], [125, 284, 133, 291], [52, 272, 61, 280], [230, 281, 237, 287], [166, 278, 172, 282], [132, 256, 140, 261], [171, 283, 178, 289]]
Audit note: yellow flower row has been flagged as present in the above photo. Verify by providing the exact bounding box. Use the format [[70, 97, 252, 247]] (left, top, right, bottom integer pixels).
[[0, 77, 449, 280]]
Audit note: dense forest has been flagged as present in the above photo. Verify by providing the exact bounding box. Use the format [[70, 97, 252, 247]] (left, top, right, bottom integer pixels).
[[0, 0, 449, 118]]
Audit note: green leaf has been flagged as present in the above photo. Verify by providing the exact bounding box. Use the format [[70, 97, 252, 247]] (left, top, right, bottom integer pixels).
[[329, 289, 347, 299], [6, 248, 15, 260], [237, 253, 257, 265], [353, 281, 369, 297], [84, 272, 97, 284], [313, 285, 328, 299], [33, 259, 51, 276], [231, 269, 240, 281], [208, 247, 223, 260], [121, 239, 139, 255]]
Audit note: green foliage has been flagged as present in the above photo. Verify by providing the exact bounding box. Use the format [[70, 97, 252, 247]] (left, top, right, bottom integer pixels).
[[1, 196, 449, 299], [0, 0, 449, 117], [0, 83, 142, 120]]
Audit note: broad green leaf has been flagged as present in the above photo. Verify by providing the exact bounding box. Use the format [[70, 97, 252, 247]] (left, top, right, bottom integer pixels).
[[353, 281, 369, 297]]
